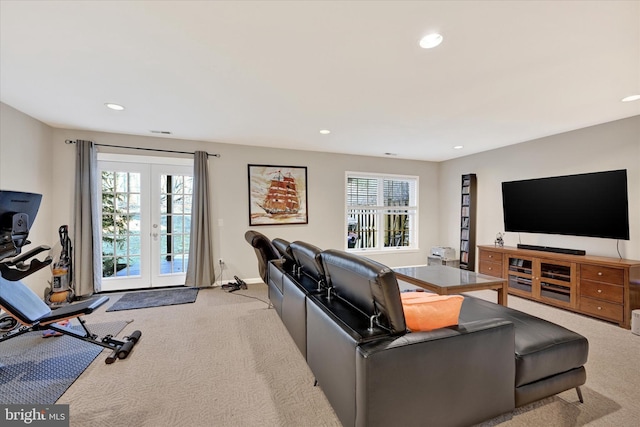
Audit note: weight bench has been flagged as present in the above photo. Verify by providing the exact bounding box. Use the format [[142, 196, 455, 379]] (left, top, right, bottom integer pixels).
[[0, 189, 141, 364], [0, 276, 141, 363]]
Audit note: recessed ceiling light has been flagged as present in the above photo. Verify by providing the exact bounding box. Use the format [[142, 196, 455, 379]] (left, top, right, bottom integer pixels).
[[384, 152, 398, 156], [105, 103, 125, 111], [621, 94, 640, 102], [150, 130, 172, 135], [319, 129, 331, 135], [419, 33, 443, 49], [453, 145, 464, 150]]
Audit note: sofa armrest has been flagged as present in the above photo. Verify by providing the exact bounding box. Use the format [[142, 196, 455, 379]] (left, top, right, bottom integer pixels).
[[355, 318, 516, 427]]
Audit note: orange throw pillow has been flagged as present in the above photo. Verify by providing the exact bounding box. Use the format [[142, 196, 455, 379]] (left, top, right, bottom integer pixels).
[[400, 292, 464, 331]]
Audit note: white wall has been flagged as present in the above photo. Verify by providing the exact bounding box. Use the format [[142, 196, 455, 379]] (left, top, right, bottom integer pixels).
[[3, 100, 638, 294], [439, 115, 640, 265], [51, 128, 441, 287], [0, 103, 54, 291]]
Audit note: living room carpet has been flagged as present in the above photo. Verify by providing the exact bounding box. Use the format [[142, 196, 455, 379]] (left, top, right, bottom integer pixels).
[[106, 287, 198, 312], [0, 320, 127, 404], [52, 286, 640, 427]]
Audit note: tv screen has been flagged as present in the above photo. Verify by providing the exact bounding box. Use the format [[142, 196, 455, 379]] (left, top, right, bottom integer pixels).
[[0, 190, 43, 260], [502, 170, 629, 240]]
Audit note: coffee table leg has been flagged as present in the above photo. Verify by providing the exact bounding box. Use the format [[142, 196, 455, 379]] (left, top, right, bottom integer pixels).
[[497, 283, 508, 306]]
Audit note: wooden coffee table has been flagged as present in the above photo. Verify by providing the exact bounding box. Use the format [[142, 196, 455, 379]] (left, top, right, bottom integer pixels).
[[394, 264, 508, 306]]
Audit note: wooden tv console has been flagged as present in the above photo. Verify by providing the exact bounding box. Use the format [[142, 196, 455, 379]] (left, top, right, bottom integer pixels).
[[478, 245, 640, 329]]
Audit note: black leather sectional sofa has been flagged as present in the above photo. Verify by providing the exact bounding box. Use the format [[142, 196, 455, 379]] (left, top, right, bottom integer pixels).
[[248, 233, 589, 427]]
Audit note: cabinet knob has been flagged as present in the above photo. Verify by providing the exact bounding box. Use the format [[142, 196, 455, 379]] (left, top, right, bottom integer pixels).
[[598, 272, 603, 276], [597, 306, 602, 310], [489, 255, 493, 258], [597, 289, 602, 293]]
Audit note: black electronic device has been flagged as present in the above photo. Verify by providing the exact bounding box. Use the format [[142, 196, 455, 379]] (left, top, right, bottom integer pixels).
[[222, 275, 247, 292], [516, 244, 586, 256], [502, 169, 629, 240], [0, 190, 43, 261]]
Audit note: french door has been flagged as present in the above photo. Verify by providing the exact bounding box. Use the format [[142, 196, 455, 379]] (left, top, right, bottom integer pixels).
[[98, 154, 193, 292]]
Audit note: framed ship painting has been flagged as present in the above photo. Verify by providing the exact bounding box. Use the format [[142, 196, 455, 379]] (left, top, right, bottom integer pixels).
[[248, 164, 308, 226]]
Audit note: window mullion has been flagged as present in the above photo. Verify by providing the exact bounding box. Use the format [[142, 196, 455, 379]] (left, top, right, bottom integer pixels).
[[377, 178, 386, 250]]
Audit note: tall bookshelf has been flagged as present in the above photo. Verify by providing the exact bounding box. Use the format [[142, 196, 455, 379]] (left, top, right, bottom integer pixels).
[[460, 173, 477, 270]]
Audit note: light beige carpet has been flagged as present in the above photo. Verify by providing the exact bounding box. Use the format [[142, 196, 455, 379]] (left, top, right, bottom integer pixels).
[[58, 286, 339, 427], [55, 285, 639, 427], [467, 290, 640, 427]]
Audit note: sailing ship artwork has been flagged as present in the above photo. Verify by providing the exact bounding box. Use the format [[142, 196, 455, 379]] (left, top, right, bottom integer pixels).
[[248, 164, 308, 225]]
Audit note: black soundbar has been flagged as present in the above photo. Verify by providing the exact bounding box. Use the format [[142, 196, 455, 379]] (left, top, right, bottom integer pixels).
[[517, 244, 586, 256]]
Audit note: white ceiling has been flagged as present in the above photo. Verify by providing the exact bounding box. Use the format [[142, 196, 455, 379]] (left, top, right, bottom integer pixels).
[[1, 1, 639, 162]]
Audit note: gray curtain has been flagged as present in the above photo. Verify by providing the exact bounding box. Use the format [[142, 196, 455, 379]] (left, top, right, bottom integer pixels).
[[185, 151, 215, 287], [73, 140, 101, 296]]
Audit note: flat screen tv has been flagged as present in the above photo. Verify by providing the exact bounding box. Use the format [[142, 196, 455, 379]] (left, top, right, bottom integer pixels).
[[502, 169, 629, 240]]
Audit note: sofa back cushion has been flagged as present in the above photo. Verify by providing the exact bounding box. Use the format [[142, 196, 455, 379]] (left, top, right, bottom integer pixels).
[[320, 249, 406, 334], [289, 241, 325, 284], [272, 238, 296, 271], [244, 230, 281, 283]]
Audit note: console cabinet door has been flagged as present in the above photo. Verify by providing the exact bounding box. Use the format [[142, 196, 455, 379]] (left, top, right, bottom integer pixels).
[[538, 259, 576, 308], [505, 256, 576, 307], [506, 255, 535, 298]]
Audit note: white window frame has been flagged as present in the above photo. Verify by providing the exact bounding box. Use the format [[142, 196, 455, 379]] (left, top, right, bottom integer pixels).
[[345, 171, 419, 253]]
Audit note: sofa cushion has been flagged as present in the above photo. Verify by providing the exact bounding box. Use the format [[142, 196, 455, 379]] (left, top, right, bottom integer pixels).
[[459, 296, 588, 387], [244, 230, 281, 283], [401, 292, 464, 331], [272, 238, 296, 271], [320, 249, 406, 334], [289, 241, 325, 284]]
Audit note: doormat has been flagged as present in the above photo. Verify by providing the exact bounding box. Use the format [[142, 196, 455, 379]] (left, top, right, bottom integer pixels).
[[106, 287, 199, 312], [0, 320, 128, 404]]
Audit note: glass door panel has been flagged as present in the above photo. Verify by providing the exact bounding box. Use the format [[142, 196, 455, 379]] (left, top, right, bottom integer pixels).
[[98, 162, 150, 291], [507, 257, 534, 296], [539, 261, 573, 305], [151, 165, 193, 287]]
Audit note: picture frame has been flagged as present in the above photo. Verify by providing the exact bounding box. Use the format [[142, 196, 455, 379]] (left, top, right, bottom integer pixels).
[[248, 164, 308, 226]]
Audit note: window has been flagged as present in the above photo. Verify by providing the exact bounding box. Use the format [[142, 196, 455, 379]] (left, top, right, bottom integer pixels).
[[346, 172, 418, 251]]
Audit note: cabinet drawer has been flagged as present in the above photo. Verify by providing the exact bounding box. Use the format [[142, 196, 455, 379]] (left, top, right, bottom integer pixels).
[[580, 264, 624, 285], [580, 297, 623, 322], [580, 280, 623, 303], [480, 250, 502, 264], [479, 261, 502, 277]]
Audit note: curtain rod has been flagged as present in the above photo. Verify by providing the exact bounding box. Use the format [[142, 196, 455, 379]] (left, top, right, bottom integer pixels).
[[64, 139, 221, 158]]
